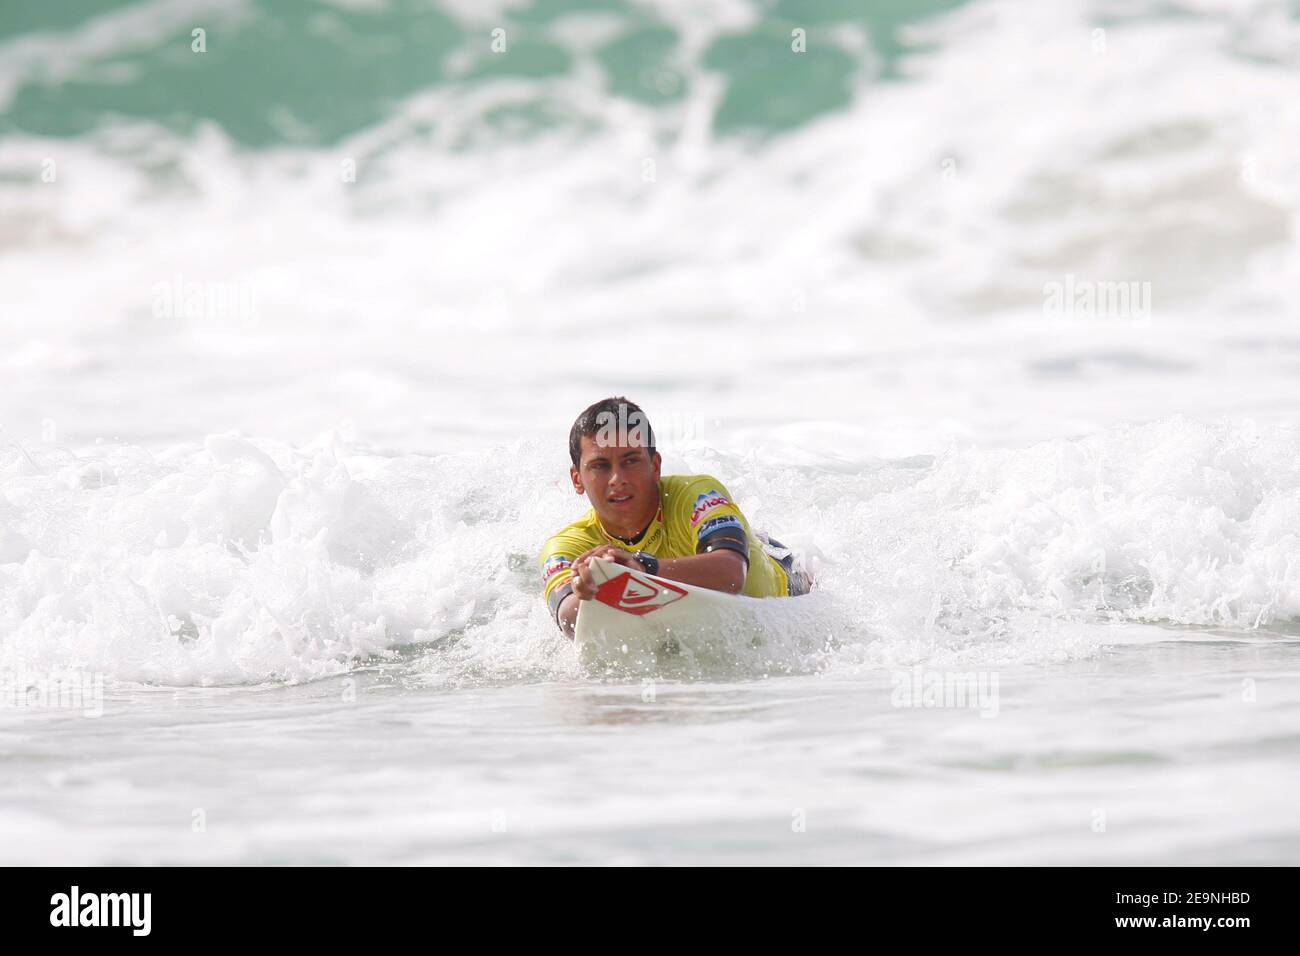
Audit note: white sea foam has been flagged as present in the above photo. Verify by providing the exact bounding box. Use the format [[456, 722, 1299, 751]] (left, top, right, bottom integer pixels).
[[0, 418, 1295, 685], [2, 0, 1299, 683]]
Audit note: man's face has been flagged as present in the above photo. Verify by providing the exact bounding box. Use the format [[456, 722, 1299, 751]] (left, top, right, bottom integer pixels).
[[570, 434, 661, 529]]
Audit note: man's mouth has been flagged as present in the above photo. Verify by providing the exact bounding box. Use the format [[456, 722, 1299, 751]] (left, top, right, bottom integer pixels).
[[608, 493, 634, 506]]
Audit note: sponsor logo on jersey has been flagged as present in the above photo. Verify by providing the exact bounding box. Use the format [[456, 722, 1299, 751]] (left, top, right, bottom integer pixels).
[[699, 514, 742, 536], [690, 490, 731, 527], [542, 555, 572, 583], [642, 517, 664, 550], [594, 570, 688, 615]]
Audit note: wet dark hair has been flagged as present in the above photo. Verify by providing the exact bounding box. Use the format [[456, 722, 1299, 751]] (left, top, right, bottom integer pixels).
[[568, 396, 657, 469]]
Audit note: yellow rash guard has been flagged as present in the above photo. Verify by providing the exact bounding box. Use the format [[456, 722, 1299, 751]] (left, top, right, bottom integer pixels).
[[539, 474, 796, 624]]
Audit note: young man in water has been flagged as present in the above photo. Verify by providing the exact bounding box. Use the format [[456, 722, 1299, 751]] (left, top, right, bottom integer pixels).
[[539, 396, 812, 638]]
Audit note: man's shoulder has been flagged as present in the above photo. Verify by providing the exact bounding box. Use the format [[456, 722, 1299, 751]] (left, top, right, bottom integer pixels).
[[661, 473, 732, 496], [538, 509, 601, 560], [661, 474, 740, 525]]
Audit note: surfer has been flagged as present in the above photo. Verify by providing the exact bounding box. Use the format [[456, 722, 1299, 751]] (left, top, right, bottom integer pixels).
[[540, 396, 813, 638]]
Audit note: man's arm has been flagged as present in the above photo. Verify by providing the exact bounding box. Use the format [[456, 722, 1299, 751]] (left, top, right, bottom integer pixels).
[[670, 478, 751, 595], [653, 549, 747, 594], [555, 589, 580, 639], [552, 545, 639, 639]]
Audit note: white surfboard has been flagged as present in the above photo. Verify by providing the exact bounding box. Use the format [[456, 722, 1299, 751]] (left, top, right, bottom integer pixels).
[[573, 556, 809, 674]]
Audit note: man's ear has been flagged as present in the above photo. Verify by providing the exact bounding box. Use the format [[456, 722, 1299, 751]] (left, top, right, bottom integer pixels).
[[570, 465, 584, 495], [652, 451, 662, 480]]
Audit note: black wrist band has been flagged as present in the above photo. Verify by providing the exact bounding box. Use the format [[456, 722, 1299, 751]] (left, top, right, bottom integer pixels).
[[634, 550, 659, 576]]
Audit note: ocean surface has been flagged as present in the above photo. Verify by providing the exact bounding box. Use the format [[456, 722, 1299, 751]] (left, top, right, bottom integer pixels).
[[1, 0, 1298, 864]]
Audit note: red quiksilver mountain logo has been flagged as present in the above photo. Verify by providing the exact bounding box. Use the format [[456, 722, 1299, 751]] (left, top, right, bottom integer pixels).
[[594, 570, 687, 615]]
